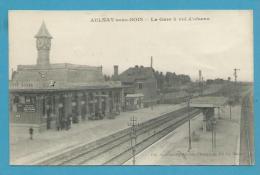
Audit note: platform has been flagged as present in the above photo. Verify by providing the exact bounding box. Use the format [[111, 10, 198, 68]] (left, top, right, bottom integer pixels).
[[10, 104, 185, 165]]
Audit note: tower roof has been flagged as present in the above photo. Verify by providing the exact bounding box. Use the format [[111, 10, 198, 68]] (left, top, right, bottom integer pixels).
[[35, 22, 52, 38]]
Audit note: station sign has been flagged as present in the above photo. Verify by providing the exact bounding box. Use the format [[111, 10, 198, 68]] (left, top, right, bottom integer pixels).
[[24, 104, 36, 112]]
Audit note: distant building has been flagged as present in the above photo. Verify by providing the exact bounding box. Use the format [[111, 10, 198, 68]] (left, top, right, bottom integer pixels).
[[9, 22, 124, 132], [113, 65, 158, 109]]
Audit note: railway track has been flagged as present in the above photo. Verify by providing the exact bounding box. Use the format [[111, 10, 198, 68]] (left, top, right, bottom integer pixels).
[[38, 107, 201, 165], [239, 91, 254, 165], [104, 109, 200, 165]]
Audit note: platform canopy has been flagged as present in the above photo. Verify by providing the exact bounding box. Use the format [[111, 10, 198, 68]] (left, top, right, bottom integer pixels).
[[126, 93, 144, 98], [190, 96, 228, 108]]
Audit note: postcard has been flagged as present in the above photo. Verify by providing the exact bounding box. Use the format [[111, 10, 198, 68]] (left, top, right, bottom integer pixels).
[[8, 10, 254, 166]]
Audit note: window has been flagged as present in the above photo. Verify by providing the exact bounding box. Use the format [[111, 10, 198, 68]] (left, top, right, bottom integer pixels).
[[19, 96, 25, 104], [17, 104, 24, 112], [25, 96, 31, 103], [25, 96, 36, 104], [13, 96, 19, 103], [42, 98, 45, 115], [138, 83, 143, 89]]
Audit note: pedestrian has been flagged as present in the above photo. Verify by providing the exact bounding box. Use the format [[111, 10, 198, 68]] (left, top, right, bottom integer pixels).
[[29, 127, 34, 140], [56, 120, 60, 131], [61, 117, 66, 130], [69, 114, 73, 126], [65, 118, 68, 130], [68, 115, 72, 130]]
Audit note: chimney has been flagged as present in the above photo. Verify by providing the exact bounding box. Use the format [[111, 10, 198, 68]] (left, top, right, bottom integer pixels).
[[114, 65, 118, 77], [150, 56, 153, 68], [199, 70, 202, 82]]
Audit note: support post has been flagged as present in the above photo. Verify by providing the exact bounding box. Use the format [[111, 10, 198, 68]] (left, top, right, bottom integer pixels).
[[54, 95, 60, 130], [203, 116, 207, 133], [77, 93, 82, 122], [98, 91, 102, 119], [85, 92, 89, 119], [112, 91, 116, 113], [92, 92, 96, 118], [229, 105, 232, 120], [218, 107, 220, 119], [105, 92, 109, 117]]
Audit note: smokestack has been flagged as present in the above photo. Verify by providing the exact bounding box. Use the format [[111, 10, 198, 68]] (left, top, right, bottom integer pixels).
[[114, 65, 119, 77], [199, 70, 202, 82], [150, 56, 153, 68]]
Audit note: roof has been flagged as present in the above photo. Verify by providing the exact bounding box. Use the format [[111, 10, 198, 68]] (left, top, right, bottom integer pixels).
[[9, 80, 122, 92], [118, 66, 155, 83], [126, 93, 144, 98], [35, 22, 52, 38], [12, 63, 103, 82], [10, 63, 110, 90], [17, 63, 101, 71], [190, 96, 228, 108]]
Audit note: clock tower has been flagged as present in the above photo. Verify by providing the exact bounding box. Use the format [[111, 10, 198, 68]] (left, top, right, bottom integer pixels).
[[35, 22, 52, 66]]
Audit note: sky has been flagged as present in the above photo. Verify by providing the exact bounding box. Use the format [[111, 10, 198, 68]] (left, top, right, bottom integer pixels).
[[8, 10, 253, 81]]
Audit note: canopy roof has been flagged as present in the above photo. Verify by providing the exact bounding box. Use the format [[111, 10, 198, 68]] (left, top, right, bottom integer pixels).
[[126, 93, 144, 98], [190, 96, 228, 108]]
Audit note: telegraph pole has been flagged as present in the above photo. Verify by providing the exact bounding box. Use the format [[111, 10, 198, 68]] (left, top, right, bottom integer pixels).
[[199, 70, 203, 96], [128, 116, 139, 165], [233, 68, 240, 83], [214, 119, 217, 150], [211, 118, 217, 152], [212, 119, 214, 151], [150, 56, 153, 68], [234, 68, 240, 102], [187, 95, 192, 151]]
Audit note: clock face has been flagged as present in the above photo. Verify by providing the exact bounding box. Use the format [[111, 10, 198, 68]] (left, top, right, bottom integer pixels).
[[37, 38, 51, 49], [44, 39, 51, 48], [37, 39, 44, 48]]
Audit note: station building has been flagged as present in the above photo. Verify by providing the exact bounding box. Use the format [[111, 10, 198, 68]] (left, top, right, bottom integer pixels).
[[113, 65, 158, 110], [9, 22, 124, 132]]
